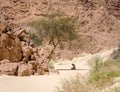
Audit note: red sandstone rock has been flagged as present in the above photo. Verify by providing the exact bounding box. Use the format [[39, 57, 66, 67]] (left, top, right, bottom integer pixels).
[[18, 64, 30, 76], [0, 23, 46, 76], [37, 62, 48, 75], [17, 62, 36, 76], [0, 33, 23, 62], [0, 59, 10, 64], [0, 23, 7, 35], [22, 46, 33, 63], [0, 24, 23, 62], [29, 61, 38, 72], [0, 62, 18, 76]]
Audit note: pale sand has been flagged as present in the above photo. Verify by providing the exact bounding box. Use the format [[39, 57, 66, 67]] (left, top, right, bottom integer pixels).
[[0, 75, 60, 92], [0, 69, 89, 92], [0, 49, 113, 92]]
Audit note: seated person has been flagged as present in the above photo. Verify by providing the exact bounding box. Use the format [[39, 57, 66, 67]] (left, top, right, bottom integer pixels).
[[71, 63, 76, 70]]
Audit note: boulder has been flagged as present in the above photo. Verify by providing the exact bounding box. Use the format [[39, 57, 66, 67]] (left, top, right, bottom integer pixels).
[[15, 29, 26, 37], [37, 62, 48, 75], [18, 64, 34, 76], [29, 61, 38, 72], [39, 45, 54, 58], [0, 23, 47, 76], [111, 43, 120, 60], [38, 45, 54, 61], [0, 23, 7, 35], [22, 46, 33, 63], [0, 62, 18, 76], [18, 64, 29, 76], [111, 50, 120, 60], [27, 63, 34, 75], [0, 32, 23, 62], [0, 59, 10, 64]]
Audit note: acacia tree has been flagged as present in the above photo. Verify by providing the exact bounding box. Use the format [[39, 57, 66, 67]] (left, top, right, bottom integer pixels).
[[28, 17, 77, 61]]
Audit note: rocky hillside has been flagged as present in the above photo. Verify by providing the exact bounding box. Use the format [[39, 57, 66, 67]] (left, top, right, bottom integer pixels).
[[0, 23, 49, 76], [106, 0, 120, 20], [0, 0, 120, 59]]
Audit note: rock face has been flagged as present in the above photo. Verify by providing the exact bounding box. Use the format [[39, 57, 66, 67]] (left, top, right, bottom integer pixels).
[[0, 61, 18, 76], [18, 64, 34, 76], [37, 62, 48, 75], [0, 0, 120, 57], [106, 0, 120, 20], [0, 23, 48, 76], [0, 23, 23, 62], [111, 43, 120, 60], [0, 23, 7, 35], [22, 46, 33, 63]]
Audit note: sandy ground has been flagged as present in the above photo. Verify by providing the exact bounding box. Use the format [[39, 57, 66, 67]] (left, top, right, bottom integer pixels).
[[0, 49, 113, 92]]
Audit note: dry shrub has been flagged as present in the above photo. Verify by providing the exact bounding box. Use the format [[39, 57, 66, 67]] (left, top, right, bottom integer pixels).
[[88, 56, 120, 88], [56, 75, 88, 92]]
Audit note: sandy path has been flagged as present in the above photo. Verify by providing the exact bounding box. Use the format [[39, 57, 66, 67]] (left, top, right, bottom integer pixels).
[[0, 75, 60, 92], [0, 71, 88, 92], [0, 49, 113, 92], [0, 69, 89, 92], [0, 68, 89, 92]]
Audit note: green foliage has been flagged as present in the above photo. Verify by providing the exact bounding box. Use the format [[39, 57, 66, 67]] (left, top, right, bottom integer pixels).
[[88, 57, 120, 88], [28, 17, 77, 47], [28, 32, 42, 46], [113, 88, 120, 92], [48, 60, 54, 69], [89, 71, 120, 88], [89, 56, 103, 73]]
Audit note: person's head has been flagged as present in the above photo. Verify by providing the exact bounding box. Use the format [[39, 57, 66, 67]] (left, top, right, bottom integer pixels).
[[72, 63, 75, 66]]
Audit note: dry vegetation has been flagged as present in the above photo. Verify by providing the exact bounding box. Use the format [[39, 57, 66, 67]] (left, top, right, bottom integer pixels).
[[28, 32, 42, 46], [56, 75, 87, 92], [88, 57, 120, 88], [27, 15, 77, 60], [27, 16, 77, 46], [56, 57, 120, 92]]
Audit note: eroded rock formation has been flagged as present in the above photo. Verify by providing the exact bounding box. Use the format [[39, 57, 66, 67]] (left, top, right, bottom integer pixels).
[[0, 23, 22, 62], [0, 23, 48, 76]]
